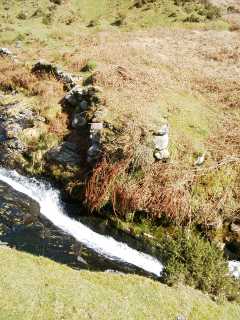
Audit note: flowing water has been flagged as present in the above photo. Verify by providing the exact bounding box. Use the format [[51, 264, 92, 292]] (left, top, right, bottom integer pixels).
[[0, 167, 163, 277], [0, 167, 239, 279]]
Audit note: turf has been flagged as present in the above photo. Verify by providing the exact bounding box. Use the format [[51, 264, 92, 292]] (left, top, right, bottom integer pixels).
[[0, 247, 239, 320]]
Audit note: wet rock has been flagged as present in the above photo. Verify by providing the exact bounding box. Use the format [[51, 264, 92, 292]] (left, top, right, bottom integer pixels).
[[0, 180, 40, 237], [64, 85, 84, 106], [46, 142, 81, 167], [90, 122, 104, 132], [79, 100, 89, 111], [176, 316, 186, 320], [224, 218, 240, 260], [89, 122, 104, 154], [89, 131, 101, 144], [72, 113, 87, 129], [87, 144, 101, 162], [154, 149, 170, 161], [64, 85, 104, 109]]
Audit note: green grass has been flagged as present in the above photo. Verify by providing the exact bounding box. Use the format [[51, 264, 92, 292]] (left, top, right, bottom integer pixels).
[[0, 247, 240, 320], [0, 0, 228, 48]]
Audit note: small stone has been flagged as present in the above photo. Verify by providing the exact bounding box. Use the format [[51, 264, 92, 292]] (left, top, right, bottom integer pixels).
[[15, 41, 21, 49], [64, 85, 83, 106], [46, 142, 81, 166], [154, 149, 170, 161], [194, 153, 206, 166], [153, 124, 169, 151], [80, 100, 89, 111], [72, 113, 87, 129], [0, 48, 12, 57], [90, 131, 101, 143], [176, 316, 186, 320], [87, 144, 101, 158], [154, 124, 169, 136], [154, 135, 169, 151], [90, 122, 103, 131], [72, 113, 85, 127]]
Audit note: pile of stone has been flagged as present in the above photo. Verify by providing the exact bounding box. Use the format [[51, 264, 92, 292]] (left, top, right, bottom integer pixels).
[[0, 48, 17, 62], [153, 124, 170, 161], [0, 48, 13, 57], [63, 84, 107, 163], [0, 100, 40, 160], [32, 60, 81, 88]]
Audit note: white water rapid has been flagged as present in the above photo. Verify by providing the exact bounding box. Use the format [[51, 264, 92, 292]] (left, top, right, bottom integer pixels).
[[0, 167, 163, 276]]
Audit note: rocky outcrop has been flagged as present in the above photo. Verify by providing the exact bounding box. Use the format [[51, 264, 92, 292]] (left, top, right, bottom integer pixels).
[[46, 142, 81, 167], [63, 84, 107, 164], [0, 98, 40, 162], [32, 60, 81, 88]]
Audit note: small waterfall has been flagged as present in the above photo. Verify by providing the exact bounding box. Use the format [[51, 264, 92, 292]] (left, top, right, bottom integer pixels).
[[0, 168, 163, 276]]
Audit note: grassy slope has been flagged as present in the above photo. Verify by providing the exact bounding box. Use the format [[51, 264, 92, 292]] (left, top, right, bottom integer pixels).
[[0, 247, 239, 320], [0, 1, 240, 318], [0, 1, 239, 222]]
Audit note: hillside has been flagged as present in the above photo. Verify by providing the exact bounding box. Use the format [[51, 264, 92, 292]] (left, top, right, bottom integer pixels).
[[0, 247, 240, 320], [0, 0, 240, 315]]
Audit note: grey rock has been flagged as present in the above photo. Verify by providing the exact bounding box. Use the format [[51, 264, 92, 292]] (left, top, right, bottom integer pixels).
[[90, 131, 101, 144], [176, 316, 186, 320], [15, 41, 21, 49], [64, 85, 84, 106], [87, 144, 101, 157], [154, 135, 169, 151], [194, 153, 206, 166], [230, 220, 240, 235], [154, 149, 170, 161], [154, 124, 169, 136], [0, 101, 36, 157], [153, 124, 170, 161], [87, 143, 101, 162], [90, 122, 103, 132], [72, 113, 87, 129], [0, 47, 13, 57], [80, 100, 89, 111], [46, 142, 81, 166]]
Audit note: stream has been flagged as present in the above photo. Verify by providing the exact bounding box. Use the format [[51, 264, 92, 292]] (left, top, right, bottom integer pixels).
[[0, 167, 163, 277], [0, 167, 240, 279]]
